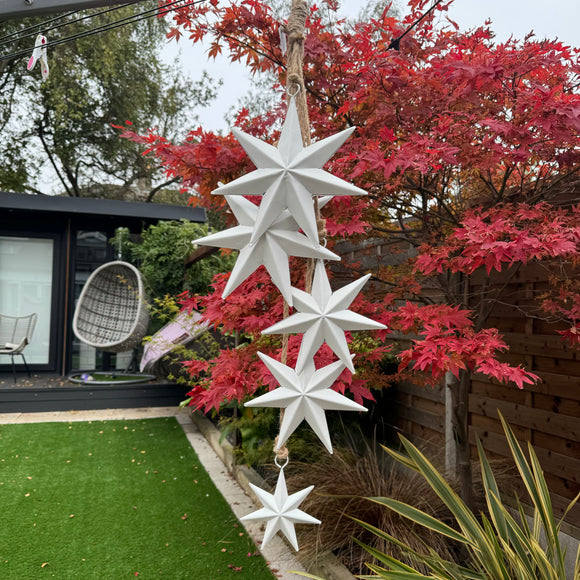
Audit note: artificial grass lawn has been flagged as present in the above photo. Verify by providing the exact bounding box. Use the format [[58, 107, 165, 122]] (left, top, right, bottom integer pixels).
[[0, 417, 274, 579]]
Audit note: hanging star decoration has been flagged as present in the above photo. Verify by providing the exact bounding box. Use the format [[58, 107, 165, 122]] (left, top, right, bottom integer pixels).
[[193, 195, 339, 305], [194, 79, 385, 554], [246, 352, 367, 454], [263, 260, 386, 373], [240, 466, 320, 551], [213, 96, 366, 246]]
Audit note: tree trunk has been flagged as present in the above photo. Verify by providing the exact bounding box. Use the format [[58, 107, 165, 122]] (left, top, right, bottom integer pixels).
[[450, 368, 473, 507]]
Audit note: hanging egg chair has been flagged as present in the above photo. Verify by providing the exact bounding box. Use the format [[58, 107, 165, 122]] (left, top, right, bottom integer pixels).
[[73, 261, 149, 353]]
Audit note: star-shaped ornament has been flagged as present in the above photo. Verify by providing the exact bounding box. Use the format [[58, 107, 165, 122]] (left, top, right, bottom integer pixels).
[[245, 352, 367, 453], [263, 260, 386, 373], [213, 97, 366, 246], [240, 467, 320, 551], [194, 196, 338, 306]]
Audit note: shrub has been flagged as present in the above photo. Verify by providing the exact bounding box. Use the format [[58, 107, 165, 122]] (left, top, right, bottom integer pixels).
[[351, 412, 580, 579], [111, 221, 235, 300], [285, 432, 469, 575]]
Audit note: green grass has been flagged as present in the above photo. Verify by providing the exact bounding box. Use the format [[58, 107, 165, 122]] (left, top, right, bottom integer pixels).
[[0, 417, 274, 579]]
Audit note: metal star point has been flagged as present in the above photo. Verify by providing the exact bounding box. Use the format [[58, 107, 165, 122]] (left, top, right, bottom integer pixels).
[[245, 352, 367, 453], [213, 97, 366, 246], [263, 260, 387, 373], [240, 467, 320, 551], [194, 196, 339, 306]]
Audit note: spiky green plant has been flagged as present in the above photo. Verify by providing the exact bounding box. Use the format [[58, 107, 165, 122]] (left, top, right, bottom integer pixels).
[[348, 412, 580, 580]]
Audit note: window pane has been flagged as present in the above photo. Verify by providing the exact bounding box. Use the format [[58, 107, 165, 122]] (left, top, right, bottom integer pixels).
[[72, 231, 108, 370], [0, 236, 54, 365]]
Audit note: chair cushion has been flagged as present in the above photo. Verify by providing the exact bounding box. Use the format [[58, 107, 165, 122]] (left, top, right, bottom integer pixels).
[[0, 341, 24, 352]]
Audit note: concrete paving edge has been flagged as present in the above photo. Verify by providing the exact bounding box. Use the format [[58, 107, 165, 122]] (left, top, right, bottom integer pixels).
[[189, 411, 357, 580], [175, 411, 309, 580]]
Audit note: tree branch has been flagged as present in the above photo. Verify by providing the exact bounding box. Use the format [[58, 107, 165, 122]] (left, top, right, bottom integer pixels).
[[145, 176, 180, 202], [37, 115, 73, 197]]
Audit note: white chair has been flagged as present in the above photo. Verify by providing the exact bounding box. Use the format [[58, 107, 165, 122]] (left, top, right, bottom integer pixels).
[[0, 313, 37, 383]]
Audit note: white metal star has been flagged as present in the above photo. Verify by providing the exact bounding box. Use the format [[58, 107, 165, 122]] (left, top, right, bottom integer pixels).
[[245, 352, 367, 453], [262, 260, 386, 373], [194, 196, 339, 306], [213, 97, 366, 246], [240, 467, 320, 551]]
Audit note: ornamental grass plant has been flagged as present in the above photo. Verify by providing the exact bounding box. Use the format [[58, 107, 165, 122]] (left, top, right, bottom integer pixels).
[[284, 431, 477, 575], [352, 412, 580, 580]]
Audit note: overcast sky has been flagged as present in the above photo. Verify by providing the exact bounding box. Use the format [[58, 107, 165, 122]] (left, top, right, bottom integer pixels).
[[166, 0, 579, 134], [446, 0, 578, 46]]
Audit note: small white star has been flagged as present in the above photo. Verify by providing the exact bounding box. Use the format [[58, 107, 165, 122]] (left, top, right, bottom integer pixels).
[[194, 196, 338, 306], [213, 97, 366, 246], [262, 260, 386, 373], [245, 352, 367, 453], [240, 467, 320, 551]]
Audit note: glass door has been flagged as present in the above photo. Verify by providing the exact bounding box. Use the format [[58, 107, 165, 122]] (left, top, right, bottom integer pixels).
[[0, 236, 55, 365]]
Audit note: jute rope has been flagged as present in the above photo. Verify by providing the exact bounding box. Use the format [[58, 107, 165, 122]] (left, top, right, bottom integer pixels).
[[275, 0, 326, 462], [285, 0, 310, 147]]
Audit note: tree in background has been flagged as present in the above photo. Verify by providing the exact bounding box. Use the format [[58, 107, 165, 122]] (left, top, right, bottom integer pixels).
[[111, 221, 236, 301], [0, 3, 218, 198], [123, 0, 579, 494]]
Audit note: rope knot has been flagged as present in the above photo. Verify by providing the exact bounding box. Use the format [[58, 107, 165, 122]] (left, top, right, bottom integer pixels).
[[274, 436, 289, 463]]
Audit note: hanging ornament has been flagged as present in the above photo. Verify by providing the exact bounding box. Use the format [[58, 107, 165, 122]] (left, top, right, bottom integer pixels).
[[240, 465, 320, 551], [246, 352, 367, 454], [194, 195, 338, 305], [27, 34, 49, 81], [263, 260, 386, 373], [213, 96, 366, 247]]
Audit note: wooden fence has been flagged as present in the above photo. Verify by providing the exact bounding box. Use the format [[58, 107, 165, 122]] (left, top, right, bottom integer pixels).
[[334, 240, 580, 532]]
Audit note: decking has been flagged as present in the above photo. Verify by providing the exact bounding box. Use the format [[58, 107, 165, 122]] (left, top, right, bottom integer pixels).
[[0, 373, 188, 413]]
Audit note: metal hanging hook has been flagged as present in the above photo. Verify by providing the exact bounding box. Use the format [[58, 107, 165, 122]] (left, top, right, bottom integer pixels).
[[286, 83, 301, 99], [274, 454, 289, 470]]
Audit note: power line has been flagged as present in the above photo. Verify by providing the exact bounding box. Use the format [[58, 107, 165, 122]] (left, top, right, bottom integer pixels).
[[0, 0, 175, 57], [0, 1, 142, 49], [388, 0, 447, 50], [0, 9, 82, 45], [0, 0, 200, 63]]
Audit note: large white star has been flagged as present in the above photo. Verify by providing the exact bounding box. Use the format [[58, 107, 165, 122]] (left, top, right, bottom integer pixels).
[[262, 260, 386, 373], [245, 352, 367, 454], [213, 97, 366, 246], [194, 196, 339, 306], [240, 467, 320, 551]]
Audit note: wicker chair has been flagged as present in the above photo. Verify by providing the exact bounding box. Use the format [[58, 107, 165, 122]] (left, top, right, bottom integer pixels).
[[72, 261, 149, 353], [0, 313, 37, 382]]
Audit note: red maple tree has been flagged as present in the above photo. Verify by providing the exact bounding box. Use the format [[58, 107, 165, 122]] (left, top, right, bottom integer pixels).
[[122, 0, 579, 485]]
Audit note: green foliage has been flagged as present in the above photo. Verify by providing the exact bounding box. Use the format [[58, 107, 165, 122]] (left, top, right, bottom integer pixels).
[[187, 245, 236, 296], [0, 4, 217, 196], [354, 413, 580, 579], [109, 221, 233, 382], [218, 406, 336, 467], [111, 221, 235, 301], [219, 407, 280, 467], [0, 143, 31, 192]]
